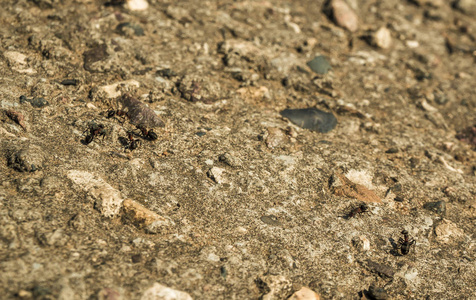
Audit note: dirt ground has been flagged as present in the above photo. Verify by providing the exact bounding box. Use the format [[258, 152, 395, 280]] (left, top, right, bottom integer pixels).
[[1, 0, 475, 299]]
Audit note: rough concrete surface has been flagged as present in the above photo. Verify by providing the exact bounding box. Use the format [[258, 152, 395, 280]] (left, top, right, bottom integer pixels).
[[0, 0, 475, 299]]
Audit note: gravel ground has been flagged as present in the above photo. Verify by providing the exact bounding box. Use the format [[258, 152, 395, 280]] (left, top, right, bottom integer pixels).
[[0, 0, 475, 299]]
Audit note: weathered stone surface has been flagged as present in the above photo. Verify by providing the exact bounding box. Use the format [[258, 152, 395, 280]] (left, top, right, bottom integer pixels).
[[122, 199, 174, 234], [329, 173, 382, 203], [67, 170, 124, 218]]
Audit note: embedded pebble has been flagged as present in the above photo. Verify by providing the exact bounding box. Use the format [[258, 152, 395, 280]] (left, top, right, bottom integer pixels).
[[141, 283, 192, 300], [4, 51, 36, 74], [122, 199, 174, 234], [306, 56, 331, 75], [280, 108, 337, 133], [126, 0, 149, 11], [328, 0, 359, 32], [67, 170, 124, 218], [330, 173, 382, 203], [218, 152, 243, 168], [207, 167, 228, 184], [94, 80, 141, 99], [423, 200, 446, 215], [372, 27, 392, 49], [288, 287, 320, 300]]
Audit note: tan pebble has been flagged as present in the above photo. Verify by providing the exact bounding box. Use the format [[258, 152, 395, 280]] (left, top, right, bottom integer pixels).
[[329, 0, 359, 32], [288, 287, 320, 300], [122, 199, 174, 234], [373, 27, 392, 49]]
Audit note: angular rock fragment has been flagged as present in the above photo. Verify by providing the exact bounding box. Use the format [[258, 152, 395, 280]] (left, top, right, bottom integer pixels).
[[122, 199, 174, 234], [141, 283, 192, 300], [329, 173, 382, 203], [219, 152, 243, 168], [83, 44, 109, 72], [3, 51, 37, 74], [307, 56, 331, 75], [92, 80, 140, 100], [5, 109, 27, 130], [67, 170, 124, 218], [207, 167, 228, 184], [280, 108, 337, 133], [119, 94, 165, 128], [327, 0, 359, 32]]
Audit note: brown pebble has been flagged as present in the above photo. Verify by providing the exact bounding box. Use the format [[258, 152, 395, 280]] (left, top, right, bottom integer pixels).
[[328, 0, 359, 32], [5, 109, 27, 130]]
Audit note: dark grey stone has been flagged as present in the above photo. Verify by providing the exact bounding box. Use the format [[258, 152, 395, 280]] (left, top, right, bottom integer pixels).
[[280, 108, 337, 133], [307, 56, 331, 75]]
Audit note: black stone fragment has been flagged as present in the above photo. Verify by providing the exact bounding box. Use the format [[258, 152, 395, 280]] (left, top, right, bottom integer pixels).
[[307, 55, 331, 75], [220, 266, 227, 279], [60, 79, 79, 86], [386, 147, 399, 154], [195, 131, 206, 137], [280, 108, 337, 133], [423, 200, 446, 215], [19, 95, 49, 108]]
